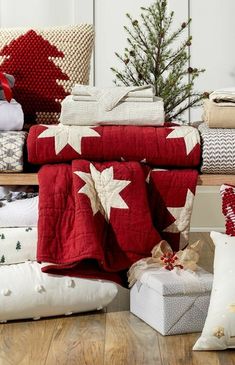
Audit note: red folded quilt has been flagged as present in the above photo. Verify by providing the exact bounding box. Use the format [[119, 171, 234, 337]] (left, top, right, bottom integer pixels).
[[38, 161, 198, 284], [28, 124, 201, 167], [148, 169, 198, 251]]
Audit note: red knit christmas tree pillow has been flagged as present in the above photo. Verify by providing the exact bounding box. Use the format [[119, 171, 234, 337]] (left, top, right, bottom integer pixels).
[[0, 25, 94, 126], [220, 184, 235, 236]]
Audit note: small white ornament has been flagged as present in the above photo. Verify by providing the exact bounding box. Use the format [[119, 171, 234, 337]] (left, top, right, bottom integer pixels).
[[65, 311, 73, 316], [2, 289, 11, 296], [35, 285, 45, 293]]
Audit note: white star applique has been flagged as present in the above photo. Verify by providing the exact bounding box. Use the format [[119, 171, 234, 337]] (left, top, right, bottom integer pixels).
[[146, 169, 168, 184], [74, 164, 131, 221], [166, 126, 200, 155], [163, 189, 195, 248], [38, 124, 100, 154]]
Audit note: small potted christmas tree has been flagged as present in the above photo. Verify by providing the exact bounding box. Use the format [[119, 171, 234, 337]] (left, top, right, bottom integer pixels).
[[111, 0, 205, 122]]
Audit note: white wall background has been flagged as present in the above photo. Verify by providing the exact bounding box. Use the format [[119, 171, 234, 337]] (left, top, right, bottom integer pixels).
[[0, 0, 232, 231]]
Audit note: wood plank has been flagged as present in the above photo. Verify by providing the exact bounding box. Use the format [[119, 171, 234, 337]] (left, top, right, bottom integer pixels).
[[197, 175, 235, 186], [0, 173, 234, 186], [0, 318, 56, 365], [0, 173, 38, 185], [104, 311, 162, 365], [157, 332, 221, 365], [45, 312, 106, 365]]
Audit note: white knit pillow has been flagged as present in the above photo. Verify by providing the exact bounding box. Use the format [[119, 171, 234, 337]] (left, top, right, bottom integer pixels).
[[0, 25, 94, 125], [193, 231, 235, 350], [0, 262, 118, 322]]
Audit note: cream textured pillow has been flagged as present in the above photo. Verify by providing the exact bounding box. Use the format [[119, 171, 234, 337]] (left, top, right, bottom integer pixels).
[[0, 25, 94, 125], [193, 231, 235, 350]]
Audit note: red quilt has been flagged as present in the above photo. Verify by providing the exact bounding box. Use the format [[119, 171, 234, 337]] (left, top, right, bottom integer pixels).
[[38, 161, 198, 284], [27, 124, 200, 167], [148, 169, 198, 251]]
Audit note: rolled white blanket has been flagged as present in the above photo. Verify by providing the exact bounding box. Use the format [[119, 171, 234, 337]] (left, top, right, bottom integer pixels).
[[0, 261, 118, 322], [0, 99, 24, 131], [60, 95, 164, 126], [0, 196, 38, 227], [0, 227, 37, 265]]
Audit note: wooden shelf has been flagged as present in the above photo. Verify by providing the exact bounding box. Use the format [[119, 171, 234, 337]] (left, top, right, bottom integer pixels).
[[0, 173, 38, 185], [197, 174, 235, 186], [0, 173, 234, 186]]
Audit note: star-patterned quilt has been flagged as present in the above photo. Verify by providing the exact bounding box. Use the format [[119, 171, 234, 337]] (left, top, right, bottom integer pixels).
[[37, 160, 198, 284], [27, 123, 201, 167]]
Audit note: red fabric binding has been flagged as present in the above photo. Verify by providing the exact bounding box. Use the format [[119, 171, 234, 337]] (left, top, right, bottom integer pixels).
[[0, 72, 12, 102]]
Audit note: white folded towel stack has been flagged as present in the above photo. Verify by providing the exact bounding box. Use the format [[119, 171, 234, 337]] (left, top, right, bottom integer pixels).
[[210, 87, 235, 105], [60, 84, 165, 126], [0, 99, 24, 131]]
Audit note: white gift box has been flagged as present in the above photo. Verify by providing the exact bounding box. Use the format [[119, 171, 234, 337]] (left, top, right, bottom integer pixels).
[[130, 267, 213, 335]]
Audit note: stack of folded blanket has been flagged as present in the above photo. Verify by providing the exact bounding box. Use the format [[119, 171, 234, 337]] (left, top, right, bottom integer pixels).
[[0, 84, 202, 322], [199, 88, 235, 174], [0, 185, 118, 322], [60, 84, 165, 126], [0, 73, 26, 173], [27, 84, 201, 289]]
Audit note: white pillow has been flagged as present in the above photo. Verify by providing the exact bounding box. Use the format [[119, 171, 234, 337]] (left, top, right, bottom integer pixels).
[[0, 196, 38, 227], [0, 262, 118, 322], [0, 227, 37, 264], [193, 231, 235, 350]]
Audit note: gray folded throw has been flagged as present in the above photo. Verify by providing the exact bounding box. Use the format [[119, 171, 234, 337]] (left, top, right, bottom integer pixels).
[[0, 73, 15, 100]]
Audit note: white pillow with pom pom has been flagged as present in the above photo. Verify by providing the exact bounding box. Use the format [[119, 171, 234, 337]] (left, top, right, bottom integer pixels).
[[0, 261, 117, 322]]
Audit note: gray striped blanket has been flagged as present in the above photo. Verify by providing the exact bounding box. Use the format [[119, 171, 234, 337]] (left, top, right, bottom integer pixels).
[[198, 123, 235, 174]]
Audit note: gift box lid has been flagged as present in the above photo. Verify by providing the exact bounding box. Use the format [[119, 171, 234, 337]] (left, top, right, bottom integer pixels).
[[137, 267, 213, 296]]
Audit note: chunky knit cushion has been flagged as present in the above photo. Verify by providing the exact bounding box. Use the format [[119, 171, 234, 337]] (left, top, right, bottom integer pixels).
[[0, 25, 94, 125], [220, 184, 235, 236]]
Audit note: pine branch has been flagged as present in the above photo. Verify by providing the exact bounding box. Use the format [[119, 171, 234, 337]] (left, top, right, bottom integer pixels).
[[171, 95, 204, 119]]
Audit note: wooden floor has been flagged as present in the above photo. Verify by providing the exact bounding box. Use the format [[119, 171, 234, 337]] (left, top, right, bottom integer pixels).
[[0, 233, 234, 365]]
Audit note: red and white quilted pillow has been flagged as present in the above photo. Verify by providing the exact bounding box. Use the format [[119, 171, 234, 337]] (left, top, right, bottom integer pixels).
[[220, 184, 235, 236], [0, 25, 94, 126]]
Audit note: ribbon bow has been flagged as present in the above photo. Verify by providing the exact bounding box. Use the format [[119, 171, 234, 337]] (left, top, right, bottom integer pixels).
[[0, 72, 12, 102], [127, 240, 203, 287]]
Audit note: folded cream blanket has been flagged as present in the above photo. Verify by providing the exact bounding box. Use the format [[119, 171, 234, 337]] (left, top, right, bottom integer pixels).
[[203, 99, 235, 128], [210, 87, 235, 105], [72, 84, 155, 107], [0, 227, 37, 265], [60, 95, 164, 126], [72, 95, 153, 103], [0, 99, 24, 131], [0, 196, 38, 227]]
